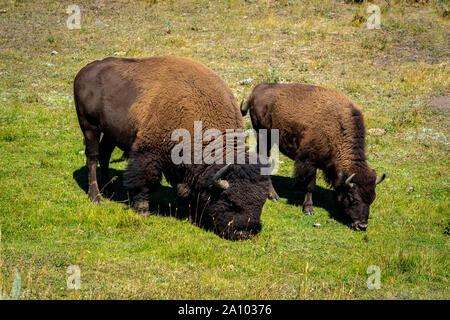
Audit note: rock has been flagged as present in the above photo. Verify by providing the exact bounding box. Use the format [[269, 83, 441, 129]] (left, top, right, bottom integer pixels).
[[367, 128, 386, 136], [239, 78, 253, 85], [313, 223, 321, 228]]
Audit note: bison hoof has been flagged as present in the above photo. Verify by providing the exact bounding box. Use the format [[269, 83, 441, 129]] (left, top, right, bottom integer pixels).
[[89, 193, 103, 204], [133, 200, 149, 215], [88, 184, 103, 204], [231, 230, 251, 241], [268, 191, 280, 202]]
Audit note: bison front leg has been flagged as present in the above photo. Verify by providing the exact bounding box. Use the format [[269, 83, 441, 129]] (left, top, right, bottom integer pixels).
[[123, 150, 162, 215], [256, 130, 280, 202], [268, 180, 280, 202], [294, 159, 316, 215], [302, 177, 316, 215]]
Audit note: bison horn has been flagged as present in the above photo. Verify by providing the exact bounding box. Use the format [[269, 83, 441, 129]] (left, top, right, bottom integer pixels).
[[345, 173, 356, 188], [240, 100, 249, 116], [213, 164, 231, 190], [376, 173, 386, 185]]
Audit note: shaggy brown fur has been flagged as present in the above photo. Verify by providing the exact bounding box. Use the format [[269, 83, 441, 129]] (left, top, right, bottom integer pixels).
[[74, 56, 273, 240], [242, 83, 386, 230]]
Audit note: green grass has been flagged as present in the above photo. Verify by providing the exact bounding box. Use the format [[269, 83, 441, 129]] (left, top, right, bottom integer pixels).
[[0, 0, 449, 299]]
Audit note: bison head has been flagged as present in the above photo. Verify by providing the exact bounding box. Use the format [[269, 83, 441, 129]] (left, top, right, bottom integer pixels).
[[177, 163, 271, 240], [335, 171, 386, 231]]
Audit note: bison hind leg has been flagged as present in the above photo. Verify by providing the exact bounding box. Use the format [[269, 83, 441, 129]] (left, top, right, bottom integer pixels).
[[81, 126, 103, 204]]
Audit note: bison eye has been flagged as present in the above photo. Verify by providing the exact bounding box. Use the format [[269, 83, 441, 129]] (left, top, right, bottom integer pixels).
[[347, 195, 357, 205]]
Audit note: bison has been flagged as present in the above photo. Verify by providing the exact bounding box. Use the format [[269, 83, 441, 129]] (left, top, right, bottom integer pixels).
[[241, 83, 386, 231], [74, 56, 274, 240]]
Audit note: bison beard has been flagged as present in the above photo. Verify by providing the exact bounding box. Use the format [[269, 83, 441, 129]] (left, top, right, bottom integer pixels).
[[74, 56, 272, 240]]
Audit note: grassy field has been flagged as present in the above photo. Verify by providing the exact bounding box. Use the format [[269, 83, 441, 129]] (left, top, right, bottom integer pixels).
[[0, 0, 448, 299]]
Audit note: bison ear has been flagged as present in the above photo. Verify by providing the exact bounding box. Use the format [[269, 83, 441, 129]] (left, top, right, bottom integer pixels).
[[176, 183, 190, 199]]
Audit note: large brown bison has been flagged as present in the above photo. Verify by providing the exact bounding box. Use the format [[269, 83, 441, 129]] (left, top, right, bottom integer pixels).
[[241, 83, 386, 231], [74, 56, 274, 240]]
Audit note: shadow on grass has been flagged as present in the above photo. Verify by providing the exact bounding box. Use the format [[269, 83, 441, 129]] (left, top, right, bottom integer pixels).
[[270, 175, 350, 225], [72, 164, 191, 221], [73, 164, 351, 229]]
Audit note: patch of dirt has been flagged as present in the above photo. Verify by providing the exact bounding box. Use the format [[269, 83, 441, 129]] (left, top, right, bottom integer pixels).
[[429, 95, 450, 112], [367, 128, 386, 135], [374, 42, 442, 67], [374, 55, 390, 68]]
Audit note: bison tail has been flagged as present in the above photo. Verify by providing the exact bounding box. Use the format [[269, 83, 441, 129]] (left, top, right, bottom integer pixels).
[[240, 99, 250, 116]]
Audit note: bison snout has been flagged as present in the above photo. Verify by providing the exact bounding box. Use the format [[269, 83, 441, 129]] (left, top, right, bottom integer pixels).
[[351, 222, 368, 231], [221, 229, 252, 241]]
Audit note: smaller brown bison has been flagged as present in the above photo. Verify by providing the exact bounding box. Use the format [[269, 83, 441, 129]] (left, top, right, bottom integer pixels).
[[241, 83, 386, 231]]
